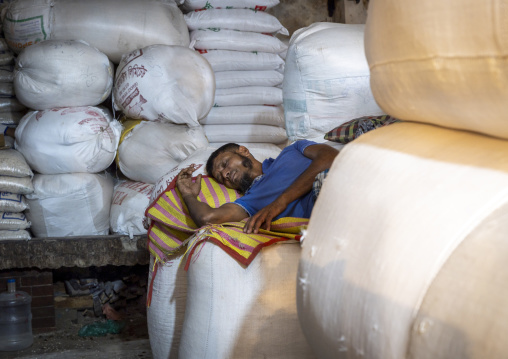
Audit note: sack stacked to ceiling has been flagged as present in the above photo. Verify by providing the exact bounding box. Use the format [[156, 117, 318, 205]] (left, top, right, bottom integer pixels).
[[283, 22, 384, 143], [0, 149, 32, 240], [11, 40, 120, 237], [2, 0, 189, 63], [183, 4, 288, 146]]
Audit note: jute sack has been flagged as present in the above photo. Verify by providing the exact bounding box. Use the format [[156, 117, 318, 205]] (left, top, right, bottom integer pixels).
[[26, 173, 113, 237], [298, 121, 508, 359], [179, 241, 315, 359], [113, 45, 215, 126], [283, 22, 384, 142], [116, 120, 208, 184], [14, 40, 113, 110], [365, 0, 508, 140], [3, 0, 189, 63], [14, 107, 121, 174], [110, 181, 154, 238]]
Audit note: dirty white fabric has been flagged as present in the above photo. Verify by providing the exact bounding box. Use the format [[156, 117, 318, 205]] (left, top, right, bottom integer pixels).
[[110, 181, 153, 238], [14, 40, 113, 110], [214, 70, 283, 89], [179, 241, 315, 359], [298, 122, 508, 359], [214, 86, 282, 107], [181, 0, 279, 12], [26, 173, 113, 237], [199, 50, 284, 72], [199, 105, 284, 127], [204, 124, 288, 144], [283, 22, 384, 142], [3, 0, 189, 63], [365, 0, 508, 140], [14, 107, 121, 174], [117, 121, 208, 184], [113, 45, 215, 126]]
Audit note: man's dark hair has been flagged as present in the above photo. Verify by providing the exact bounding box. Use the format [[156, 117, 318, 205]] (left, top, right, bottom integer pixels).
[[206, 143, 240, 177]]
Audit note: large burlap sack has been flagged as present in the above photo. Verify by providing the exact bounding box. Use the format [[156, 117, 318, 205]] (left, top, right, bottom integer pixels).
[[283, 22, 384, 142], [110, 181, 153, 238], [26, 173, 113, 237], [14, 40, 113, 110], [203, 123, 287, 144], [14, 107, 121, 174], [298, 122, 508, 359], [3, 0, 189, 63], [365, 0, 508, 140], [147, 254, 187, 359], [199, 105, 284, 127], [113, 45, 215, 126], [190, 28, 287, 54], [184, 8, 288, 35], [181, 0, 279, 12], [117, 120, 208, 184], [179, 241, 315, 359], [199, 49, 285, 72]]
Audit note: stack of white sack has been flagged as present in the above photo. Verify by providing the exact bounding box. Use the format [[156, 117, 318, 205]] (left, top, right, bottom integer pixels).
[[283, 23, 385, 147], [0, 149, 32, 240], [2, 0, 189, 64], [13, 40, 121, 237], [183, 2, 289, 146]]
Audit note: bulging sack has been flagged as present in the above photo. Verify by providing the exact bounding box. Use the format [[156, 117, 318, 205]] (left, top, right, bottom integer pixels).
[[283, 23, 384, 142], [113, 45, 215, 126], [203, 124, 288, 144], [3, 0, 189, 63], [26, 173, 113, 237], [181, 0, 280, 12], [117, 120, 208, 184], [14, 106, 122, 174], [199, 50, 285, 72], [110, 181, 154, 238], [14, 40, 113, 110]]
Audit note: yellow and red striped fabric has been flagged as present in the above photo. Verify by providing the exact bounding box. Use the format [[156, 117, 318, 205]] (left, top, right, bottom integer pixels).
[[145, 176, 308, 268]]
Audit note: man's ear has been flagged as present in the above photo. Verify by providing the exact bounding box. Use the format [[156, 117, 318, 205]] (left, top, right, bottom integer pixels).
[[238, 145, 250, 156]]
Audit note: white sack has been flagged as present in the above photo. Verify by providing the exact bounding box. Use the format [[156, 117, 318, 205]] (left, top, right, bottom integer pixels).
[[204, 123, 287, 144], [0, 82, 14, 97], [0, 112, 24, 125], [113, 45, 215, 126], [365, 0, 508, 140], [14, 40, 113, 110], [110, 181, 153, 238], [190, 29, 287, 53], [26, 173, 113, 237], [0, 149, 33, 177], [0, 98, 26, 113], [214, 86, 282, 107], [182, 0, 279, 11], [0, 229, 31, 240], [14, 107, 121, 174], [0, 192, 28, 212], [0, 176, 33, 195], [0, 211, 30, 230], [199, 105, 285, 127], [3, 0, 190, 63], [0, 50, 14, 66], [150, 144, 281, 203], [215, 70, 283, 89], [0, 65, 14, 83], [199, 49, 284, 72], [283, 23, 384, 142], [298, 122, 508, 359], [179, 241, 315, 359], [184, 8, 288, 35], [117, 121, 208, 184], [147, 254, 187, 359]]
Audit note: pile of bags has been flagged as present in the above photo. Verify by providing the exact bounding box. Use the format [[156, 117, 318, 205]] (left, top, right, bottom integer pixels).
[[184, 2, 288, 148]]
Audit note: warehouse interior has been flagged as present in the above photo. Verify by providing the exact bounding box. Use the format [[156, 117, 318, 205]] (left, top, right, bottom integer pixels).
[[2, 0, 508, 358]]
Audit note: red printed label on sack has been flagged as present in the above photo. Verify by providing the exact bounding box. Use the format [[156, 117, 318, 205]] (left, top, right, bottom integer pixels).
[[112, 191, 128, 206]]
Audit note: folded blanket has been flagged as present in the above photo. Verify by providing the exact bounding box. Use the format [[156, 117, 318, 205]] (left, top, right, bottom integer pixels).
[[145, 176, 308, 269]]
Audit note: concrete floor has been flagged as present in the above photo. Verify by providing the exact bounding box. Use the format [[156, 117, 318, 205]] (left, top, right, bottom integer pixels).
[[0, 307, 151, 359]]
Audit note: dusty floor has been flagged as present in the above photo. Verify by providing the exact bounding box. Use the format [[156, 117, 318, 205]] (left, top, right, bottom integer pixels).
[[0, 307, 151, 359]]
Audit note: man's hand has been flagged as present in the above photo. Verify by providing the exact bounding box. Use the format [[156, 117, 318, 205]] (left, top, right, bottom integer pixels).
[[176, 164, 202, 199], [244, 198, 286, 234]]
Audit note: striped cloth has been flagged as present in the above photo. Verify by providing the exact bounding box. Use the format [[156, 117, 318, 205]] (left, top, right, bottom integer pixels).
[[324, 114, 401, 144], [145, 176, 308, 269]]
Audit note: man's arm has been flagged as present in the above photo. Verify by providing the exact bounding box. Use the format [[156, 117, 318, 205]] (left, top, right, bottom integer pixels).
[[244, 143, 339, 234], [176, 165, 249, 228]]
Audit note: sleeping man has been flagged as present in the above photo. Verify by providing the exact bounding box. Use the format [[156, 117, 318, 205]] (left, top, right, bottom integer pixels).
[[176, 140, 339, 234]]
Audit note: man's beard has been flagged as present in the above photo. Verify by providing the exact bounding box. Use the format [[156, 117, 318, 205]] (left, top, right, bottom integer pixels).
[[237, 155, 254, 194]]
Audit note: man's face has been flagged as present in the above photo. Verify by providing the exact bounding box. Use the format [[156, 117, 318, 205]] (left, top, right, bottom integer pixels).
[[212, 151, 255, 193]]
